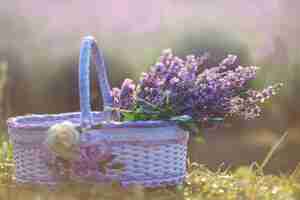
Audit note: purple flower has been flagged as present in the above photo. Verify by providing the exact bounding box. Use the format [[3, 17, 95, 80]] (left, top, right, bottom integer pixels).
[[111, 79, 136, 109], [111, 49, 282, 123]]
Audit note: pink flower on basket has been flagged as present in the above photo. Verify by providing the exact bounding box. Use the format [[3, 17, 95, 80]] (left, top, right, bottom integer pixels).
[[44, 121, 80, 161], [72, 144, 115, 179]]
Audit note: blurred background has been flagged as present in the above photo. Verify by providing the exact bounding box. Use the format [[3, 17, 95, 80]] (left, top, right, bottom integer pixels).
[[0, 0, 300, 173]]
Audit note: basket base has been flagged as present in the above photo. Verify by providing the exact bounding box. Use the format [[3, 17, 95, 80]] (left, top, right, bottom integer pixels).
[[14, 175, 185, 188]]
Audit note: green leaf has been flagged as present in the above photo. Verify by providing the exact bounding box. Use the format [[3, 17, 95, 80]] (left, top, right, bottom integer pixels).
[[177, 121, 200, 134], [121, 106, 161, 121], [122, 112, 137, 121], [170, 115, 193, 123], [208, 117, 224, 122], [110, 162, 126, 171], [98, 154, 117, 167], [194, 135, 205, 144], [91, 123, 103, 129]]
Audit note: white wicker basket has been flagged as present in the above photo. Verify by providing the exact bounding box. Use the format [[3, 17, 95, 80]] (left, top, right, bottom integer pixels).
[[7, 36, 189, 187]]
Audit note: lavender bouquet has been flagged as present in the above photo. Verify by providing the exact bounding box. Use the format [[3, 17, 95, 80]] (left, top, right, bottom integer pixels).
[[110, 49, 282, 139]]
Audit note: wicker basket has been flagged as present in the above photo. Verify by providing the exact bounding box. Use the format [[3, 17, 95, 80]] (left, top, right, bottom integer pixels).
[[7, 36, 189, 187]]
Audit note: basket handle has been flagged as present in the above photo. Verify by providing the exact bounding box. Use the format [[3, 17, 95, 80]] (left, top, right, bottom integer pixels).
[[79, 36, 113, 128]]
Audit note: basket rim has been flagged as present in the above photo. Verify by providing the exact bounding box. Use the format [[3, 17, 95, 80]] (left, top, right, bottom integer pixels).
[[7, 111, 175, 131]]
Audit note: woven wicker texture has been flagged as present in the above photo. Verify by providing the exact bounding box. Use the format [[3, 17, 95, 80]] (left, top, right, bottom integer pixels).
[[7, 36, 189, 187], [13, 144, 58, 185]]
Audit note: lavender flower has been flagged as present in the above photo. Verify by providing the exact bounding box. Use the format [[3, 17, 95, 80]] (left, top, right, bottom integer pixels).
[[111, 78, 136, 109], [229, 83, 283, 119], [111, 49, 282, 124]]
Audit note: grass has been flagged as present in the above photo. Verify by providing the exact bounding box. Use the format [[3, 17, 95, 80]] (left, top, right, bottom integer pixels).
[[1, 132, 300, 200]]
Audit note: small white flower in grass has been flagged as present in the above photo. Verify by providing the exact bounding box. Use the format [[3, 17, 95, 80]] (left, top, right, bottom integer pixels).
[[44, 121, 80, 161]]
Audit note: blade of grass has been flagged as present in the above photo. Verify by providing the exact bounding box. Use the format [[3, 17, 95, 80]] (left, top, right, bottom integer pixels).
[[259, 131, 288, 173]]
